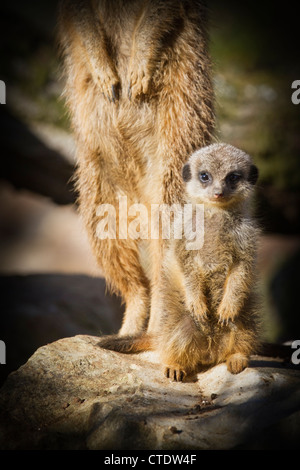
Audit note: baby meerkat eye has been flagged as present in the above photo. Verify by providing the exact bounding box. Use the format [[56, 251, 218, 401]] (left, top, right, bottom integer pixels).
[[227, 172, 242, 184], [199, 171, 211, 183]]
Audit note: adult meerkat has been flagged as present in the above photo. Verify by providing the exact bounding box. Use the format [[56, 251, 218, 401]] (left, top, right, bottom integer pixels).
[[58, 0, 214, 336], [99, 143, 260, 380]]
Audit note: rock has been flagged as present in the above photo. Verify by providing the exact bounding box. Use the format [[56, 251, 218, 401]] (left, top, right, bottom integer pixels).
[[0, 274, 123, 387], [0, 335, 300, 450]]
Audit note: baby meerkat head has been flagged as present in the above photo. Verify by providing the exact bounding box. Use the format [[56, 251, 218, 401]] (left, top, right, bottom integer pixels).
[[182, 143, 258, 207]]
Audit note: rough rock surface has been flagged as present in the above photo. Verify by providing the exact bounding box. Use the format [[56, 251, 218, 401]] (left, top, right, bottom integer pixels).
[[0, 274, 123, 386], [0, 335, 300, 450]]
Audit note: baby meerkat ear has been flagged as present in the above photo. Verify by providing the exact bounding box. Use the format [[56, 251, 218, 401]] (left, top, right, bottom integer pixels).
[[182, 163, 192, 182], [248, 164, 259, 185]]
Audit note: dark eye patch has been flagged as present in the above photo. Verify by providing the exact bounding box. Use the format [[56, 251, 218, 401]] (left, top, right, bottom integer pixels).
[[182, 164, 192, 182], [226, 172, 243, 184], [248, 165, 259, 185]]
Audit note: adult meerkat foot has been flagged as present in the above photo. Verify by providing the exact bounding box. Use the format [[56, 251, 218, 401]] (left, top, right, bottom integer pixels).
[[226, 353, 249, 374]]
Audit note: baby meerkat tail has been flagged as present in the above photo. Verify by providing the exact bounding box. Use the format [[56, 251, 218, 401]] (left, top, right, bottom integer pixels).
[[256, 342, 292, 362], [98, 334, 153, 354]]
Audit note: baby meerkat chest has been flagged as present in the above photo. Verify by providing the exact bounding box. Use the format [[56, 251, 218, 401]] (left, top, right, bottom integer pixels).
[[198, 237, 234, 273], [197, 215, 243, 272]]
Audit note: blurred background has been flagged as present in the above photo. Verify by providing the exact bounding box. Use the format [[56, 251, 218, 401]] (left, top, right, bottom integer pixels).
[[0, 0, 300, 385]]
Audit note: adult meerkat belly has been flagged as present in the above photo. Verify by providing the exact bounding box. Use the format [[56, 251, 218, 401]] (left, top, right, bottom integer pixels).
[[97, 0, 143, 64]]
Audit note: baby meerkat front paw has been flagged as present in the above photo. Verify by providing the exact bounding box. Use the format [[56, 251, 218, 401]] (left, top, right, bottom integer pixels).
[[217, 304, 236, 327], [164, 365, 186, 382], [188, 299, 208, 322]]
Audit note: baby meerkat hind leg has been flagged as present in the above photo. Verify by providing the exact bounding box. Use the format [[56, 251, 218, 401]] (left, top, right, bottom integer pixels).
[[226, 352, 249, 374]]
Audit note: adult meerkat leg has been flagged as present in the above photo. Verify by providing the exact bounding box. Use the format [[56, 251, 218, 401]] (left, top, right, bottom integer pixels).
[[88, 228, 150, 337], [76, 151, 150, 336]]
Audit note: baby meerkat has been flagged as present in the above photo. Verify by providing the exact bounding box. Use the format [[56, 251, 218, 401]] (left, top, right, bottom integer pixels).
[[99, 143, 260, 381], [155, 142, 260, 380]]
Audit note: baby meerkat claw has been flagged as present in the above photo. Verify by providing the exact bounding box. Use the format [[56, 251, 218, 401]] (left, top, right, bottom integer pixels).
[[164, 366, 186, 382]]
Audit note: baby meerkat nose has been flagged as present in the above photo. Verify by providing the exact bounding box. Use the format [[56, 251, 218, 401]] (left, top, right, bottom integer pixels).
[[214, 191, 224, 199]]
